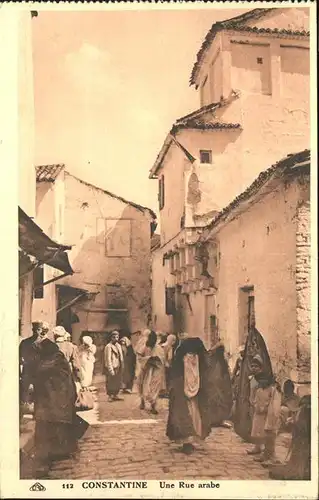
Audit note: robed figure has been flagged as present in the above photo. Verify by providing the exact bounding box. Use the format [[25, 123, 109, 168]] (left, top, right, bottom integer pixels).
[[166, 335, 232, 454], [233, 326, 273, 442]]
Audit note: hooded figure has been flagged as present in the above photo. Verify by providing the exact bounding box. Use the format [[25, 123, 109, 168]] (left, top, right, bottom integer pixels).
[[120, 336, 136, 393], [234, 327, 273, 443], [19, 321, 50, 403], [166, 335, 232, 454], [30, 339, 88, 478], [138, 330, 165, 414], [52, 326, 81, 385], [78, 336, 96, 388], [160, 334, 177, 396]]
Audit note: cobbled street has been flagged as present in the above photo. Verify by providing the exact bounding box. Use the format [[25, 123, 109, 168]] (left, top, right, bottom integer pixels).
[[48, 375, 271, 481]]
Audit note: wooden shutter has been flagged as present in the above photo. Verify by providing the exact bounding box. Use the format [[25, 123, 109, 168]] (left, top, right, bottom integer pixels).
[[159, 175, 165, 210]]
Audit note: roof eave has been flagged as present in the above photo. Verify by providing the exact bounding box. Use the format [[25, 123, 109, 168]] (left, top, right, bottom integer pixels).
[[149, 135, 174, 179], [64, 171, 156, 219], [189, 7, 307, 86], [200, 150, 310, 242]]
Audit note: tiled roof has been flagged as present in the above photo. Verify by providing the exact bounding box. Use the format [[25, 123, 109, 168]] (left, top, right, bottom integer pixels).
[[202, 149, 310, 236], [228, 26, 309, 37], [149, 113, 241, 178], [172, 119, 242, 133], [35, 164, 156, 220], [190, 8, 309, 85], [175, 102, 221, 124], [36, 164, 65, 182]]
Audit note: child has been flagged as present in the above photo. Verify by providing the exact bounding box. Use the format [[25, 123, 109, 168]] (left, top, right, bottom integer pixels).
[[251, 373, 282, 465], [246, 355, 264, 455]]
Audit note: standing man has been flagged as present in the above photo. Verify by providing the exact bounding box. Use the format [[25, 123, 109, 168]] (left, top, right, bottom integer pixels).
[[104, 331, 124, 402], [19, 321, 50, 403]]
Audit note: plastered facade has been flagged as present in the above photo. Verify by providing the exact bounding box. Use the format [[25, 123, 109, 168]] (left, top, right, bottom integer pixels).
[[151, 8, 310, 384], [211, 178, 310, 385], [33, 172, 154, 344]]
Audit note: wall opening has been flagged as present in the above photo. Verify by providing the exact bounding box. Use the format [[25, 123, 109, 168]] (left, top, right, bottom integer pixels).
[[238, 285, 255, 345], [200, 149, 212, 164], [158, 175, 165, 210]]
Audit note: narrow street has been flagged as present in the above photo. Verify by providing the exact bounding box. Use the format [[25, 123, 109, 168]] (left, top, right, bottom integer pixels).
[[48, 375, 270, 481]]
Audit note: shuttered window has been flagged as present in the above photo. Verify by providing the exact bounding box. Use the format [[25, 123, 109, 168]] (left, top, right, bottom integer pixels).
[[158, 175, 165, 210]]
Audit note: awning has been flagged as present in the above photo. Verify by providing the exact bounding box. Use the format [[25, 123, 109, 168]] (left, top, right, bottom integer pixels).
[[56, 285, 99, 313], [19, 207, 74, 275]]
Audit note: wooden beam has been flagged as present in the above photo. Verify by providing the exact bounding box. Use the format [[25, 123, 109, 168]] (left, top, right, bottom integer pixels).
[[33, 272, 69, 291]]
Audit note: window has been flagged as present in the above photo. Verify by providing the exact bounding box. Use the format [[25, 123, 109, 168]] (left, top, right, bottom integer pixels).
[[158, 175, 165, 210], [34, 265, 44, 299], [200, 150, 212, 164], [231, 43, 271, 95]]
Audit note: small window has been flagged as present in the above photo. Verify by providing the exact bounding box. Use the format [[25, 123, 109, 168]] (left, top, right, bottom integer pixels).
[[34, 265, 44, 299], [200, 150, 212, 164], [257, 57, 263, 64], [158, 175, 165, 210]]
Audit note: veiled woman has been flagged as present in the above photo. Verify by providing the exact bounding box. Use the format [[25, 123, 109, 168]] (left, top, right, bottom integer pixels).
[[31, 339, 87, 478], [160, 334, 177, 396], [138, 331, 165, 414], [166, 333, 232, 454], [78, 335, 96, 388]]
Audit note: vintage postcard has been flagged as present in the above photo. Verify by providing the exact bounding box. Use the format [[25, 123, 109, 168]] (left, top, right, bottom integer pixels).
[[0, 1, 317, 498]]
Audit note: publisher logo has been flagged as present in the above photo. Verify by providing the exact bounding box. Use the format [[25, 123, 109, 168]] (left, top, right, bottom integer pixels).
[[29, 482, 46, 492]]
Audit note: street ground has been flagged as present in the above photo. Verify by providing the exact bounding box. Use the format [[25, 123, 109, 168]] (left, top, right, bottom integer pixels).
[[46, 374, 285, 481]]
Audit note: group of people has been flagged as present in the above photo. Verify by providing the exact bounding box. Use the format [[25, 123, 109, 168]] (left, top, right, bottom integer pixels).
[[132, 329, 232, 454], [231, 346, 311, 480], [103, 329, 175, 410], [19, 321, 93, 478], [20, 321, 311, 479]]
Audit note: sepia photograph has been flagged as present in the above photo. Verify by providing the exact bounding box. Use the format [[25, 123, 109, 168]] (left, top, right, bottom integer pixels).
[[0, 1, 317, 498]]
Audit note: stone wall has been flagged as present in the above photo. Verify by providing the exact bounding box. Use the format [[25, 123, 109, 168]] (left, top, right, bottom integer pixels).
[[296, 200, 311, 386]]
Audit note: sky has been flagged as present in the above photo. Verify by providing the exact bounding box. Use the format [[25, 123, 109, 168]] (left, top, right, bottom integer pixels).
[[32, 7, 246, 214]]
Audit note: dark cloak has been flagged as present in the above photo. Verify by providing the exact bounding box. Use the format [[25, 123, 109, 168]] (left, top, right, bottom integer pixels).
[[166, 338, 232, 441], [122, 344, 136, 390], [30, 340, 89, 468], [269, 395, 311, 480], [233, 327, 273, 442], [33, 340, 77, 424]]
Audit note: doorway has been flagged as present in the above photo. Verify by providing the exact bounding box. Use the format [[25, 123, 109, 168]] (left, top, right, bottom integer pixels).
[[204, 294, 218, 348], [238, 286, 255, 345]]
